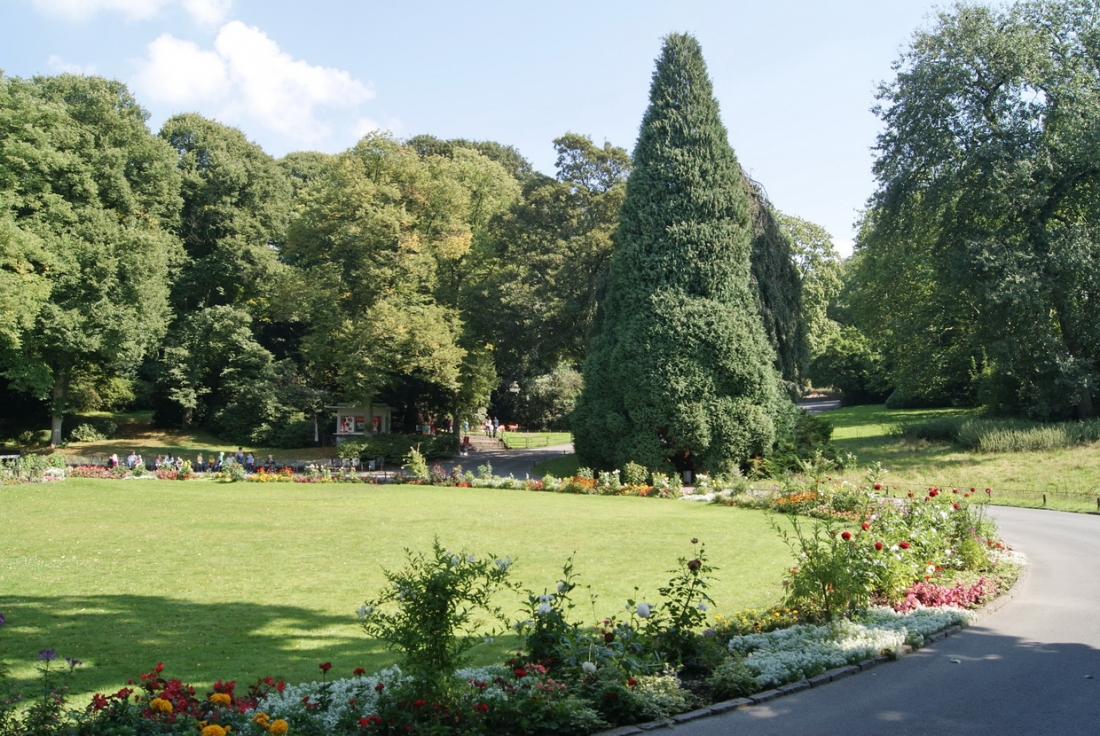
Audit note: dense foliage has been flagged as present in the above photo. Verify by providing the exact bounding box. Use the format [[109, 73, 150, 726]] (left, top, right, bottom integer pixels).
[[573, 34, 792, 476], [852, 0, 1100, 418]]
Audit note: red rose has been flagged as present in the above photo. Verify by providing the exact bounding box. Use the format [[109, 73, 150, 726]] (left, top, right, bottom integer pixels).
[[319, 662, 332, 673], [907, 492, 914, 498], [953, 503, 960, 510], [952, 489, 959, 494], [514, 669, 527, 678], [688, 558, 702, 571], [899, 541, 911, 549], [861, 522, 871, 531], [841, 531, 852, 541], [874, 541, 884, 551], [929, 489, 939, 497], [873, 483, 882, 490], [353, 668, 366, 676]]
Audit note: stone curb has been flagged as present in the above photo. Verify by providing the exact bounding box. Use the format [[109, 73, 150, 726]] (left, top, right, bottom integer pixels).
[[591, 569, 1030, 736]]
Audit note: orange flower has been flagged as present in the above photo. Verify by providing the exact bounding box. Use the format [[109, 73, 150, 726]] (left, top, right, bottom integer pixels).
[[149, 698, 173, 714], [268, 720, 289, 735], [201, 725, 229, 736], [209, 693, 232, 707]]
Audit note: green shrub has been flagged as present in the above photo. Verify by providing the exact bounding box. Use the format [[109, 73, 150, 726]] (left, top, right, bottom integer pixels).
[[707, 655, 758, 700], [340, 434, 459, 464], [68, 423, 105, 443]]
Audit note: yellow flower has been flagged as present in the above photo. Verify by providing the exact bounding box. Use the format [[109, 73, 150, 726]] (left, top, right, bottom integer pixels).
[[252, 712, 271, 726], [267, 720, 289, 735], [209, 692, 232, 707], [201, 726, 229, 736], [149, 698, 173, 714]]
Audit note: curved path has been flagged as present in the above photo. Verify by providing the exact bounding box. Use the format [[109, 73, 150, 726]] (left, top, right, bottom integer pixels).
[[670, 506, 1100, 735], [439, 443, 574, 479]]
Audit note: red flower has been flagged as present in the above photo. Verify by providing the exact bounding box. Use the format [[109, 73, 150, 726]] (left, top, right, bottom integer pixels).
[[953, 503, 960, 510], [513, 669, 527, 678], [899, 541, 911, 549], [353, 668, 366, 676], [687, 558, 702, 571], [874, 541, 884, 551], [472, 703, 490, 713], [319, 662, 332, 673], [374, 683, 385, 692], [873, 483, 882, 490], [907, 492, 914, 498], [627, 678, 638, 687], [91, 693, 109, 711], [929, 489, 939, 497], [952, 489, 959, 494], [841, 531, 852, 541], [604, 631, 615, 643], [861, 522, 871, 531], [413, 700, 426, 708]]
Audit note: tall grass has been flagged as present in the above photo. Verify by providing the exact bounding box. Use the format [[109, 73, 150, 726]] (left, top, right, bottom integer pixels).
[[899, 416, 1100, 452]]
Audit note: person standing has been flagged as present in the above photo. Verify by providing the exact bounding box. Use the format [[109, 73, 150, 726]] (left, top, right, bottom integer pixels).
[[245, 452, 255, 473], [196, 453, 204, 473]]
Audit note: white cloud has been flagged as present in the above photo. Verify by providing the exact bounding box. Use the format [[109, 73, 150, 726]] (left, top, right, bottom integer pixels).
[[836, 238, 856, 258], [33, 0, 230, 25], [133, 33, 229, 106], [47, 54, 96, 75], [133, 21, 374, 147], [34, 0, 167, 21], [180, 0, 230, 27]]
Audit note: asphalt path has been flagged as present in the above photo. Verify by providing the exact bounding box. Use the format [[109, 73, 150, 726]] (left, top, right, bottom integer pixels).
[[669, 506, 1100, 736], [440, 443, 574, 479]]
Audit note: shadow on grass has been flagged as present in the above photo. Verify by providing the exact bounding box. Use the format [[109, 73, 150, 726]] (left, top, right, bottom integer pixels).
[[0, 595, 511, 698]]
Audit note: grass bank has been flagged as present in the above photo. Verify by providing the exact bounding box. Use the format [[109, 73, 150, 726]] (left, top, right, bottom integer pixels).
[[0, 478, 790, 701], [825, 405, 1100, 512]]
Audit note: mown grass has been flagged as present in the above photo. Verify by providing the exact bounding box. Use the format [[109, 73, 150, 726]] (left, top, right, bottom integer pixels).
[[825, 405, 1100, 512], [0, 478, 790, 703], [44, 410, 338, 461], [500, 432, 573, 450]]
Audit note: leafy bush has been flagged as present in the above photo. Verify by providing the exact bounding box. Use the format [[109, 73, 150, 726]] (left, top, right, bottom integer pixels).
[[339, 433, 458, 464], [68, 419, 118, 443], [357, 539, 517, 702], [706, 655, 758, 700]]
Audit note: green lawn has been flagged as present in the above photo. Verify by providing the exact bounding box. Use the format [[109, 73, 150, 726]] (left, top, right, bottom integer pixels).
[[824, 405, 1100, 512], [500, 432, 572, 450], [0, 478, 790, 701]]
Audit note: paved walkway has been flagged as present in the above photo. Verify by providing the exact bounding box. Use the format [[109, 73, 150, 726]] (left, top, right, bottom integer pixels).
[[664, 506, 1100, 735], [439, 442, 574, 479]]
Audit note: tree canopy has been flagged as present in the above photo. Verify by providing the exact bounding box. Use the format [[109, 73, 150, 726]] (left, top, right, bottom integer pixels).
[[855, 0, 1100, 417], [572, 34, 790, 476]]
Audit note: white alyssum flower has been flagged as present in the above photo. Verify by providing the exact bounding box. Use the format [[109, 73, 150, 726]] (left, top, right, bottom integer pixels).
[[581, 661, 598, 674], [727, 607, 972, 689]]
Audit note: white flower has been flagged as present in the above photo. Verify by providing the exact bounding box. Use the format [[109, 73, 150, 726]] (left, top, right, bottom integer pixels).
[[537, 602, 553, 615], [557, 581, 568, 593], [697, 603, 708, 612], [538, 594, 554, 603], [467, 554, 477, 563], [357, 604, 374, 619], [637, 603, 652, 619], [495, 556, 512, 571], [581, 661, 597, 674]]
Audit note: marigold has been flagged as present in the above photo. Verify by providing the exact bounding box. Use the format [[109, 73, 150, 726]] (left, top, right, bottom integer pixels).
[[201, 726, 228, 736], [209, 692, 232, 706], [149, 698, 173, 714], [267, 720, 289, 735], [252, 712, 271, 726]]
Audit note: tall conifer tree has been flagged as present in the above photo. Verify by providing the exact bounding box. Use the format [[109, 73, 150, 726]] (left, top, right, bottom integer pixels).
[[572, 34, 788, 476]]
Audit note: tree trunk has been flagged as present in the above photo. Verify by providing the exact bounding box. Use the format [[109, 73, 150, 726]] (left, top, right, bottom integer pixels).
[[49, 370, 68, 448]]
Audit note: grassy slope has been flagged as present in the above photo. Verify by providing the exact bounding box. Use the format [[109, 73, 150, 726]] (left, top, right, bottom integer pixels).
[[826, 405, 1100, 511], [0, 479, 789, 700]]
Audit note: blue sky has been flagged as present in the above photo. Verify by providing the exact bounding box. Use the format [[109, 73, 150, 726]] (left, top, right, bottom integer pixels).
[[1, 0, 979, 254]]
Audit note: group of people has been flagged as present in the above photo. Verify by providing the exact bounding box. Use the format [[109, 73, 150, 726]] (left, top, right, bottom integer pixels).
[[483, 417, 501, 438], [105, 448, 277, 474]]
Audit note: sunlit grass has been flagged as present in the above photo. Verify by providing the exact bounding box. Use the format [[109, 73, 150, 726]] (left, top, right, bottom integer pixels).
[[0, 478, 789, 702]]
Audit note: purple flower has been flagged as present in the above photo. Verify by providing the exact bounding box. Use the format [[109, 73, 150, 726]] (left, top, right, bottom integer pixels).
[[65, 656, 83, 669], [38, 649, 57, 662], [0, 612, 5, 627]]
